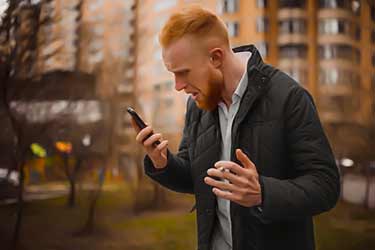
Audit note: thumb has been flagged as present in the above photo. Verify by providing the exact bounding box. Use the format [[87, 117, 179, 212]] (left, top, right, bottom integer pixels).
[[236, 149, 256, 170]]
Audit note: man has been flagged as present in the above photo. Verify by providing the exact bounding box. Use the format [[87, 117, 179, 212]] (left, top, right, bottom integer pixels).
[[132, 5, 340, 250]]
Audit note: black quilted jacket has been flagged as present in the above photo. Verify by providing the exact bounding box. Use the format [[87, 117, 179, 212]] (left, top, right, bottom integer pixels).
[[144, 45, 340, 250]]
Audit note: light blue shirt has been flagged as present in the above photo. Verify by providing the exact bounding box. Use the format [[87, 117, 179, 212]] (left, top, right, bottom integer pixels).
[[210, 54, 249, 250]]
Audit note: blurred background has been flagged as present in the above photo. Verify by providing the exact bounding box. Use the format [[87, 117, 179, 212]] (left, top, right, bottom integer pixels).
[[0, 0, 374, 250]]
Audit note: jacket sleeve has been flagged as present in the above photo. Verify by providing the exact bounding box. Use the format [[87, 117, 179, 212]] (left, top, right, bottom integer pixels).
[[144, 98, 194, 194], [259, 86, 340, 221]]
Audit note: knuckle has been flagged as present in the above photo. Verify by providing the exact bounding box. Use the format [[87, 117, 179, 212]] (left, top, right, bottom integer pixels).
[[245, 180, 252, 188]]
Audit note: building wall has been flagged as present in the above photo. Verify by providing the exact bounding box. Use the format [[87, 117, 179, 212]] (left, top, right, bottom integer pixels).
[[134, 0, 269, 151], [135, 0, 375, 161]]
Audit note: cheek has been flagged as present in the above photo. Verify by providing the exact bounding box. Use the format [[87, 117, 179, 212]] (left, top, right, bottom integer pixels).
[[190, 69, 210, 90]]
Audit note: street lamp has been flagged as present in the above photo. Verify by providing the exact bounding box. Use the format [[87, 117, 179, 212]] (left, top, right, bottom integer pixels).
[[82, 134, 91, 147], [341, 158, 354, 168]]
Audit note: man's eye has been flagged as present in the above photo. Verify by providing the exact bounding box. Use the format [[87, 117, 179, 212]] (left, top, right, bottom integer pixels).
[[177, 71, 188, 77]]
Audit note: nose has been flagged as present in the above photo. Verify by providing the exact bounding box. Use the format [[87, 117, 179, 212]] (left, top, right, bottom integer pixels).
[[175, 79, 187, 92]]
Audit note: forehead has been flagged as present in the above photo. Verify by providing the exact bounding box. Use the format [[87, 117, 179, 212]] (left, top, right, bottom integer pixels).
[[162, 36, 205, 71]]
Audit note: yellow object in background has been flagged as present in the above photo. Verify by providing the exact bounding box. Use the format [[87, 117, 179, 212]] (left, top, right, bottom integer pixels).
[[55, 141, 72, 153]]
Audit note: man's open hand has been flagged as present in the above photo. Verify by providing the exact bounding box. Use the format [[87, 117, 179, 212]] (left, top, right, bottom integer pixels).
[[204, 149, 262, 207]]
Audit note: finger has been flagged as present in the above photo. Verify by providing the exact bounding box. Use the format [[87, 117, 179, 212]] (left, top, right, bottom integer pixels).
[[212, 188, 240, 203], [207, 168, 248, 186], [135, 126, 153, 143], [236, 149, 256, 170], [144, 133, 162, 147], [214, 161, 247, 176], [155, 140, 168, 152], [204, 176, 237, 192]]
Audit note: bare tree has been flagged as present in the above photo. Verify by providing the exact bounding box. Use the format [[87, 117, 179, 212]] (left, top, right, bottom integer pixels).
[[0, 1, 43, 249]]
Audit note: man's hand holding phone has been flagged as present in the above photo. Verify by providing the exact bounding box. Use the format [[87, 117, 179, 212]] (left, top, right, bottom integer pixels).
[[127, 107, 168, 169]]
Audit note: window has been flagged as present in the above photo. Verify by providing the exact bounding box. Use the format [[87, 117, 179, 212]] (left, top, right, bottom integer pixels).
[[284, 68, 307, 85], [154, 81, 174, 91], [318, 0, 355, 10], [279, 44, 307, 59], [219, 0, 238, 13], [319, 0, 361, 15], [154, 0, 177, 12], [256, 0, 267, 8], [256, 17, 269, 33], [165, 81, 173, 90], [165, 97, 174, 106], [121, 110, 132, 129], [319, 18, 360, 40], [319, 95, 359, 114], [279, 18, 307, 34], [351, 0, 360, 15], [279, 0, 305, 8], [355, 25, 360, 40], [255, 42, 268, 57], [154, 84, 161, 91], [226, 21, 239, 37], [319, 68, 360, 86], [318, 44, 360, 62]]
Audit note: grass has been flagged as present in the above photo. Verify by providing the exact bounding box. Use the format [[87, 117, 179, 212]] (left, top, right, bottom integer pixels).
[[0, 182, 374, 250], [315, 202, 375, 250], [0, 182, 197, 250]]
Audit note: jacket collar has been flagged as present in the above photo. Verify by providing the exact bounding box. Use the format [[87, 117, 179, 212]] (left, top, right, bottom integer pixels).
[[208, 44, 270, 134], [231, 45, 271, 141], [232, 44, 263, 70]]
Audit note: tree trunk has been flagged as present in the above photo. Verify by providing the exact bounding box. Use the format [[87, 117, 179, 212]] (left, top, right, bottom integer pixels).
[[11, 152, 26, 250], [78, 164, 106, 235], [65, 156, 83, 208], [68, 178, 76, 207], [62, 154, 76, 208], [365, 164, 371, 209]]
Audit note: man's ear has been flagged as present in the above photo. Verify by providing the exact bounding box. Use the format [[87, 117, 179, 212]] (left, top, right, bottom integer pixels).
[[209, 48, 223, 68]]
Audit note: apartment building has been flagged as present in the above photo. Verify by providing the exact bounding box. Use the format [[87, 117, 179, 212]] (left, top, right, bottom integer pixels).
[[135, 0, 375, 160]]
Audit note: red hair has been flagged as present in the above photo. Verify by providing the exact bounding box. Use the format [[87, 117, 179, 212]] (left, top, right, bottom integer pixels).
[[159, 5, 229, 48]]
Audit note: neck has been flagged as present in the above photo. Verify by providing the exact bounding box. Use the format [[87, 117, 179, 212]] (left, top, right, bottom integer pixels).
[[220, 51, 246, 107]]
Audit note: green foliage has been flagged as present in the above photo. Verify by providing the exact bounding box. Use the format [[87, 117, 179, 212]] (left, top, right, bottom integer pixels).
[[30, 143, 47, 158]]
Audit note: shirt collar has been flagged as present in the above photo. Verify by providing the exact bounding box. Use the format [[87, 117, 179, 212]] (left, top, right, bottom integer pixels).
[[232, 51, 252, 102], [233, 66, 248, 101], [218, 51, 251, 108]]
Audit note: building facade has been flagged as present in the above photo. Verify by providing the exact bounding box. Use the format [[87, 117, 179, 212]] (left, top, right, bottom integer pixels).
[[0, 0, 139, 182], [135, 0, 375, 162]]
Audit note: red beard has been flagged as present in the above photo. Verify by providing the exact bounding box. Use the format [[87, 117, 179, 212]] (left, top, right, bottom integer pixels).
[[196, 71, 224, 111]]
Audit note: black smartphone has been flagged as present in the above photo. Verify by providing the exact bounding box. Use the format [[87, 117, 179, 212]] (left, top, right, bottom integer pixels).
[[126, 107, 160, 145]]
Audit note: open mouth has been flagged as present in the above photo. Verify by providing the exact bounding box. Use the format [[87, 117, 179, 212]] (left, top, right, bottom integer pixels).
[[191, 93, 199, 100]]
